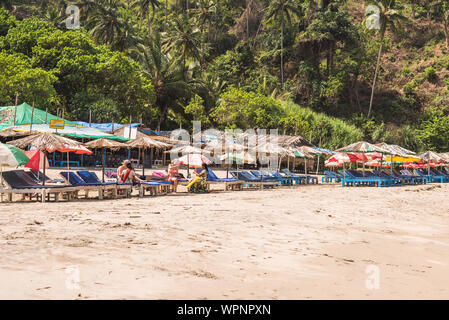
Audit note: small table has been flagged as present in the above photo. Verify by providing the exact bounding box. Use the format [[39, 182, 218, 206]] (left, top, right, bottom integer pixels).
[[59, 161, 80, 167]]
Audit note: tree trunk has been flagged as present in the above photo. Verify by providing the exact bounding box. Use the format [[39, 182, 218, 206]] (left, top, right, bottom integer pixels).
[[281, 20, 284, 87], [368, 36, 384, 117], [412, 0, 415, 19], [444, 19, 449, 50], [165, 0, 168, 31]]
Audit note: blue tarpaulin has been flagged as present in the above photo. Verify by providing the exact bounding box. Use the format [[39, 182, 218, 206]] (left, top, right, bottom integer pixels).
[[73, 122, 141, 133]]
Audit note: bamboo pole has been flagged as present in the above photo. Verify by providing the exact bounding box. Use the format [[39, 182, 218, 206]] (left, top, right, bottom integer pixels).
[[142, 147, 146, 177], [13, 93, 18, 126], [29, 102, 35, 133], [102, 148, 105, 182], [42, 151, 47, 186]]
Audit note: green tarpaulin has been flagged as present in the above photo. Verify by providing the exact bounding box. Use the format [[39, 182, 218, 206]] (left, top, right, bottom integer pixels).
[[0, 103, 128, 141], [0, 103, 75, 130]]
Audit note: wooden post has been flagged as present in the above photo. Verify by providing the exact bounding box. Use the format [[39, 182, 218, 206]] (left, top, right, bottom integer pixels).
[[102, 148, 105, 183], [42, 150, 47, 186], [89, 109, 92, 127], [128, 116, 132, 140], [29, 102, 35, 133], [142, 147, 146, 177], [13, 93, 18, 126]]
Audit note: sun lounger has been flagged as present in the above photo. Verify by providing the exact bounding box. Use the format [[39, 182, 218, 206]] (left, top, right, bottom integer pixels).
[[267, 170, 295, 186], [322, 171, 342, 183], [230, 171, 278, 189], [341, 170, 391, 187], [416, 169, 448, 183], [207, 169, 243, 191], [280, 169, 308, 184], [250, 170, 278, 182], [60, 171, 119, 199], [372, 170, 402, 185], [0, 170, 78, 202], [390, 169, 422, 185], [400, 170, 427, 184]]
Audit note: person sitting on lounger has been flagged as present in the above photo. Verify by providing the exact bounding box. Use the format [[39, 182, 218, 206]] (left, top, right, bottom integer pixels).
[[186, 163, 209, 193], [117, 160, 130, 183], [121, 162, 144, 184], [167, 161, 179, 193]]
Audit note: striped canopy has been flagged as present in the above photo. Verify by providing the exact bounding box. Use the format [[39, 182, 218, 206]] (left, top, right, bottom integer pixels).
[[0, 142, 30, 167], [336, 141, 389, 153]]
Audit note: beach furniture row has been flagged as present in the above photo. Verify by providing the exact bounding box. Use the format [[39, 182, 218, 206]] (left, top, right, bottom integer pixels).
[[321, 168, 449, 187]]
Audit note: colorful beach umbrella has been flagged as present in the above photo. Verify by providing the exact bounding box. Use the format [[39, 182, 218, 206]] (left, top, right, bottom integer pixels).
[[336, 141, 389, 154], [0, 142, 30, 167], [8, 132, 92, 185], [0, 143, 30, 192], [174, 154, 212, 168]]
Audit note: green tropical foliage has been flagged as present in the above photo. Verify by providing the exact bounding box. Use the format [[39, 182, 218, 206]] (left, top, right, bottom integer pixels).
[[0, 0, 449, 151]]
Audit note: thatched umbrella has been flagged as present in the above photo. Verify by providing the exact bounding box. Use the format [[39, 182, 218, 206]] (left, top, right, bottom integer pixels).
[[419, 151, 446, 176], [7, 132, 91, 185], [0, 129, 30, 138], [126, 135, 171, 177], [336, 141, 390, 177], [85, 138, 128, 182], [294, 146, 329, 176]]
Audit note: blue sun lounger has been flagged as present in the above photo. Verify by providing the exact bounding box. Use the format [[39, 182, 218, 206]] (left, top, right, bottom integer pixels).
[[267, 170, 295, 186], [340, 170, 391, 187], [322, 171, 342, 183], [280, 169, 306, 184], [0, 170, 78, 202], [230, 171, 278, 189], [415, 169, 448, 183], [206, 168, 243, 190], [77, 171, 161, 197]]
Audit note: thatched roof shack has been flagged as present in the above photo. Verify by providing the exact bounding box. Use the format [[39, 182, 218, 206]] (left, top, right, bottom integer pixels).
[[277, 135, 314, 148]]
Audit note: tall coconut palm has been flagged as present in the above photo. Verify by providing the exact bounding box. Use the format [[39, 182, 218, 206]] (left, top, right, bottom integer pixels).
[[132, 0, 161, 31], [366, 0, 407, 117], [163, 13, 202, 75], [86, 0, 126, 47], [132, 33, 192, 129], [194, 0, 216, 35], [265, 0, 301, 87]]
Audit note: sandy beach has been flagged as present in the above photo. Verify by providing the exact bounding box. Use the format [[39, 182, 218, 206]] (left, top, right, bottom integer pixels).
[[0, 168, 448, 300]]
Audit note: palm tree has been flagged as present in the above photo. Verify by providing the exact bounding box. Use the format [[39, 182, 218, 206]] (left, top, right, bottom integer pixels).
[[366, 0, 407, 117], [132, 0, 161, 31], [265, 0, 301, 87], [73, 0, 97, 22], [86, 0, 126, 47], [194, 0, 216, 35], [132, 33, 192, 129], [163, 13, 202, 75], [42, 5, 65, 28]]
